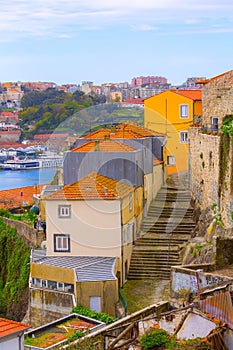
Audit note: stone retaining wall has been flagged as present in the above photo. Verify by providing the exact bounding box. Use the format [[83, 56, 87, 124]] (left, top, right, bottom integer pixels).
[[1, 217, 44, 247], [189, 127, 232, 229]]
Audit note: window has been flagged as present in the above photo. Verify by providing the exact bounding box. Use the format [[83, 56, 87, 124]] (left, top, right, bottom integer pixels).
[[180, 131, 188, 143], [58, 205, 71, 218], [129, 194, 133, 212], [167, 155, 175, 166], [180, 104, 189, 118], [54, 234, 70, 252], [212, 117, 219, 131]]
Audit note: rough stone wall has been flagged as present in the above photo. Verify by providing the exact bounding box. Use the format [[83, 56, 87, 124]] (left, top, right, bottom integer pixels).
[[189, 127, 232, 229], [189, 128, 219, 208], [202, 71, 233, 127], [1, 217, 43, 247]]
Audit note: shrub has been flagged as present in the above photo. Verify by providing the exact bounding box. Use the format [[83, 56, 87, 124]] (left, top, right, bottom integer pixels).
[[72, 305, 117, 324], [140, 328, 171, 349]]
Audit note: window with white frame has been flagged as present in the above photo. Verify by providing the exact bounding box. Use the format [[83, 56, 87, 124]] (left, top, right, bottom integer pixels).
[[180, 131, 188, 143], [167, 155, 175, 166], [54, 234, 70, 252], [180, 104, 189, 118], [58, 205, 71, 218]]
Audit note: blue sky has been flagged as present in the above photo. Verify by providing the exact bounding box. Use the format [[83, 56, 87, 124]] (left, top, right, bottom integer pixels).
[[1, 0, 233, 86]]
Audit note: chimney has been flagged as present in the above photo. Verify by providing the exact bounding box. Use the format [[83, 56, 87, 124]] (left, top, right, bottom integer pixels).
[[94, 140, 100, 151], [110, 125, 116, 134], [104, 134, 110, 141]]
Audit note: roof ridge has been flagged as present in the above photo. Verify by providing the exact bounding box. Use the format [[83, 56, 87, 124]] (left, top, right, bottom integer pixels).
[[75, 256, 115, 270]]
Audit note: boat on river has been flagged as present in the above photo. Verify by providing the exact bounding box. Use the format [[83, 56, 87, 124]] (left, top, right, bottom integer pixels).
[[0, 158, 40, 170]]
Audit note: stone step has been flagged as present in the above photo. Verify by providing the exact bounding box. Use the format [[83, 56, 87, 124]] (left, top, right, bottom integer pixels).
[[130, 256, 181, 266], [135, 240, 187, 246], [128, 176, 194, 281], [127, 272, 171, 280], [137, 234, 191, 240]]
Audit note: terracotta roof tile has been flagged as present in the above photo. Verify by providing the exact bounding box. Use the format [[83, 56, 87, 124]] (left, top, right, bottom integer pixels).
[[153, 158, 163, 165], [0, 185, 43, 209], [173, 89, 202, 100], [34, 133, 68, 139], [46, 172, 133, 200], [71, 140, 137, 153], [83, 122, 164, 139], [0, 318, 29, 338]]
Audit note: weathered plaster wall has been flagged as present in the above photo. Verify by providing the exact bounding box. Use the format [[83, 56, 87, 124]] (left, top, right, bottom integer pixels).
[[171, 265, 232, 300], [29, 289, 74, 327]]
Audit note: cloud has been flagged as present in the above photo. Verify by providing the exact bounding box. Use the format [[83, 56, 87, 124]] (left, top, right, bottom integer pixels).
[[1, 0, 233, 40], [131, 24, 159, 31]]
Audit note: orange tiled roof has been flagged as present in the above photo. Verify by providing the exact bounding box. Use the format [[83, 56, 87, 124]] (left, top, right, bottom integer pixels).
[[71, 140, 136, 153], [0, 130, 20, 135], [173, 89, 202, 100], [0, 318, 29, 338], [34, 133, 68, 139], [0, 185, 43, 209], [0, 112, 15, 117], [46, 172, 133, 200], [83, 122, 164, 139], [0, 142, 28, 148], [153, 158, 163, 166]]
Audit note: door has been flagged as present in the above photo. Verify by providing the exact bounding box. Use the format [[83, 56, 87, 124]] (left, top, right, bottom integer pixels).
[[90, 296, 101, 312]]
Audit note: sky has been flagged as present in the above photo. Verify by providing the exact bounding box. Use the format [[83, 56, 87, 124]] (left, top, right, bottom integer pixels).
[[1, 0, 233, 86]]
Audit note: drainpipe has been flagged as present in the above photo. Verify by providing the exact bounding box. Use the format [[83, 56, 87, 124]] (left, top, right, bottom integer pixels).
[[120, 202, 124, 287]]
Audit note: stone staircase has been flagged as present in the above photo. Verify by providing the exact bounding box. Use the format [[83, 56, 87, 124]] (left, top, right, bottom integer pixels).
[[128, 173, 195, 280]]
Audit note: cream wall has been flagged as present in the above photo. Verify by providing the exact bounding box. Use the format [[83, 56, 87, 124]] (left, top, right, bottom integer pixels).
[[46, 199, 122, 258], [153, 163, 164, 199]]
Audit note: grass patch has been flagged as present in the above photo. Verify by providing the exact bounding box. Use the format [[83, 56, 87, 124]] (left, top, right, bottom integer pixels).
[[122, 279, 170, 315]]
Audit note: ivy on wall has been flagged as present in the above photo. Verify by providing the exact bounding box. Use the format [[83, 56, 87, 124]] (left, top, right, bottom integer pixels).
[[0, 218, 31, 321], [219, 115, 233, 198]]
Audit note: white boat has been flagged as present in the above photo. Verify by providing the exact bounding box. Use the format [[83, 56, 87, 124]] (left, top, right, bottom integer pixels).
[[0, 158, 40, 170]]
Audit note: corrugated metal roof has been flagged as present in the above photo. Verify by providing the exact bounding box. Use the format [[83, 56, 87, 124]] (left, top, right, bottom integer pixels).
[[199, 291, 233, 329], [33, 255, 117, 282]]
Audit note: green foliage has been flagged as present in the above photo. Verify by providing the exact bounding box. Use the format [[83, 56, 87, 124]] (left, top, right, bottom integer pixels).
[[0, 219, 31, 320], [0, 208, 37, 226], [212, 203, 225, 227], [140, 328, 171, 349], [19, 88, 143, 138], [221, 115, 233, 136], [140, 329, 213, 350], [68, 330, 84, 342], [19, 88, 108, 136], [219, 115, 233, 196], [72, 305, 117, 324]]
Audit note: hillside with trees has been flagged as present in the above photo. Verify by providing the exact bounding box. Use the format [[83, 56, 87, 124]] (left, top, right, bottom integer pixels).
[[19, 89, 143, 139]]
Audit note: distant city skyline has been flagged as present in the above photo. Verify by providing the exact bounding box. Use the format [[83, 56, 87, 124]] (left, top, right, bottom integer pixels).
[[1, 0, 233, 86]]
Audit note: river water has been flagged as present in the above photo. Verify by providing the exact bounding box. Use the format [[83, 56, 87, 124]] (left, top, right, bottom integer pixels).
[[0, 168, 57, 190]]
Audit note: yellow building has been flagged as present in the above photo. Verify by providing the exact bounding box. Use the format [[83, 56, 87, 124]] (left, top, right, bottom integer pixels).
[[144, 90, 202, 173]]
